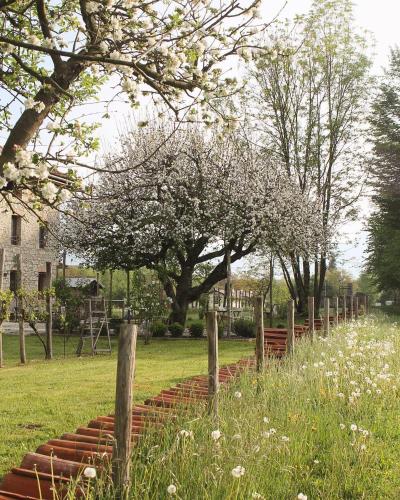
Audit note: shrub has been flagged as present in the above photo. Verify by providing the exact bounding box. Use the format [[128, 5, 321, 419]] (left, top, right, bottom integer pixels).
[[169, 322, 184, 337], [150, 320, 168, 338], [189, 320, 204, 338], [233, 318, 256, 338]]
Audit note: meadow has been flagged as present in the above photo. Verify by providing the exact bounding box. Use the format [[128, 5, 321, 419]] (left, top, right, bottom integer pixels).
[[75, 315, 400, 499]]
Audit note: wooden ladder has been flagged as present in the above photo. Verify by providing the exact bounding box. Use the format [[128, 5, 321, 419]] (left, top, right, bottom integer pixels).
[[76, 297, 112, 356]]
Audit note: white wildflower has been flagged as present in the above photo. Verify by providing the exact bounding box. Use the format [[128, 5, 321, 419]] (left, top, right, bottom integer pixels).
[[211, 430, 221, 441], [83, 467, 96, 479], [167, 484, 176, 495], [231, 465, 245, 478], [234, 391, 242, 399]]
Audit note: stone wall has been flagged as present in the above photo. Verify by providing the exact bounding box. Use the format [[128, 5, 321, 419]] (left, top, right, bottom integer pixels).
[[0, 196, 59, 291]]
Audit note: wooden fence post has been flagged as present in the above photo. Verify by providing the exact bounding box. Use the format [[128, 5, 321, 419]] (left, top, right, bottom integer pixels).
[[112, 323, 138, 496], [350, 294, 354, 321], [324, 297, 330, 337], [287, 300, 295, 355], [226, 249, 232, 338], [207, 310, 219, 418], [45, 262, 53, 360], [16, 254, 26, 364], [333, 297, 339, 326], [0, 248, 5, 368], [255, 296, 264, 372], [0, 248, 4, 291], [354, 296, 359, 320], [308, 296, 315, 341]]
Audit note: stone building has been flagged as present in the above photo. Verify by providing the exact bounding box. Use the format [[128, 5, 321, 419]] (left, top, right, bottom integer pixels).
[[0, 175, 66, 292]]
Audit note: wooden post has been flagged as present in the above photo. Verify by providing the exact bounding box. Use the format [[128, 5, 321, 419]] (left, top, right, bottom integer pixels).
[[112, 323, 138, 496], [45, 262, 53, 360], [308, 296, 315, 341], [16, 254, 26, 364], [226, 249, 232, 338], [269, 257, 274, 327], [343, 295, 347, 323], [354, 296, 359, 320], [349, 294, 354, 321], [287, 300, 295, 355], [255, 296, 264, 372], [333, 296, 339, 326], [207, 310, 219, 418], [108, 269, 113, 318], [323, 297, 330, 337], [0, 248, 4, 368], [0, 248, 4, 291]]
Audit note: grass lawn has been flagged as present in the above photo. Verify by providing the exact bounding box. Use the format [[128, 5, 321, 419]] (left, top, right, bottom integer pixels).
[[0, 333, 254, 478]]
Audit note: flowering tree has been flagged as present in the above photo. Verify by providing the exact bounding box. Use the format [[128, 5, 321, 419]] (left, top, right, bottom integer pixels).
[[250, 0, 372, 312], [0, 0, 267, 209], [64, 124, 322, 325]]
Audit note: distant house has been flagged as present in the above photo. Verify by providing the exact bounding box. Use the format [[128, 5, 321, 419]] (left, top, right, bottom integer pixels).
[[0, 172, 68, 292], [64, 277, 104, 297]]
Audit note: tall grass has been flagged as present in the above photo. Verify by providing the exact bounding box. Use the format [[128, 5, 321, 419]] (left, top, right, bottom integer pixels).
[[69, 315, 400, 499]]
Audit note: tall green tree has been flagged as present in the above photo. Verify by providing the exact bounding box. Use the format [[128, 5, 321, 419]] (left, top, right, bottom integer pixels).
[[367, 48, 400, 297], [252, 0, 372, 312]]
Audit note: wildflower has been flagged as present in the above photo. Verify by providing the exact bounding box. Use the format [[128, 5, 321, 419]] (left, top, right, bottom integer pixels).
[[360, 444, 367, 451], [350, 424, 358, 432], [211, 430, 221, 441], [179, 429, 193, 439], [298, 494, 307, 500], [167, 484, 177, 495], [269, 428, 277, 434], [313, 459, 320, 464], [263, 417, 269, 423], [252, 494, 264, 499], [234, 391, 242, 399], [83, 467, 96, 479], [231, 465, 245, 478], [281, 436, 290, 442], [339, 424, 346, 430]]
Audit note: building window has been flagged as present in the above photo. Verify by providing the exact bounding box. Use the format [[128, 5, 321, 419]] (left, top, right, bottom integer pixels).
[[11, 215, 21, 246], [38, 272, 47, 292], [9, 270, 18, 292], [39, 226, 48, 249]]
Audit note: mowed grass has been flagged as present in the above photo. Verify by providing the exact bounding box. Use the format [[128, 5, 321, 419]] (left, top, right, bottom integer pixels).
[[0, 333, 254, 478]]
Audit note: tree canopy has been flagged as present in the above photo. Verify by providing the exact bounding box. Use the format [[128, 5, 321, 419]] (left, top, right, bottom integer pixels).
[[0, 0, 265, 209], [64, 123, 322, 324]]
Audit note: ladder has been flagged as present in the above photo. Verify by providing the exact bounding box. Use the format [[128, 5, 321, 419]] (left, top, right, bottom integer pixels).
[[76, 297, 112, 356]]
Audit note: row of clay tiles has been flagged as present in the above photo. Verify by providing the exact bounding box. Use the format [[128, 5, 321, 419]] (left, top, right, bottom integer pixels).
[[0, 324, 319, 499]]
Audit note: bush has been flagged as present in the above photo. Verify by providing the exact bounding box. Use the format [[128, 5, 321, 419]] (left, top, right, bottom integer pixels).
[[189, 320, 204, 338], [150, 320, 168, 338], [169, 322, 184, 337], [233, 318, 256, 338]]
